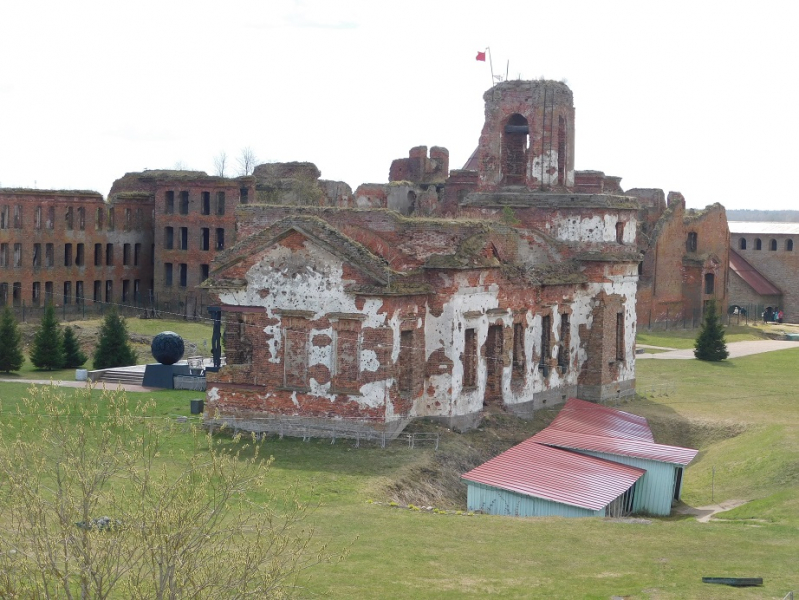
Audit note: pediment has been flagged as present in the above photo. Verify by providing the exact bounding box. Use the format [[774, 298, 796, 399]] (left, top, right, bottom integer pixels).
[[208, 215, 394, 287]]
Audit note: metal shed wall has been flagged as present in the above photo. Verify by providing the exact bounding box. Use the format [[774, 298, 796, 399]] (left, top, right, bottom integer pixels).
[[466, 482, 604, 518], [580, 451, 680, 516]]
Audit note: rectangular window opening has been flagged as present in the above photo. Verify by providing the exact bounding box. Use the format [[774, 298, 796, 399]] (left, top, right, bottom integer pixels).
[[463, 328, 477, 388]]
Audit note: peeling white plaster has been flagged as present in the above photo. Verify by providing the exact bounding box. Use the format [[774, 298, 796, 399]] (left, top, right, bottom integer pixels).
[[361, 349, 379, 372]]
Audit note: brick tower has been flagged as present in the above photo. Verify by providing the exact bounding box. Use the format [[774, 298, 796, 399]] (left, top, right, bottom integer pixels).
[[476, 80, 575, 191]]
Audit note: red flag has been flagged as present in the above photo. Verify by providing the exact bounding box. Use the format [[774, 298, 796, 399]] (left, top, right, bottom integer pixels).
[[476, 51, 486, 62]]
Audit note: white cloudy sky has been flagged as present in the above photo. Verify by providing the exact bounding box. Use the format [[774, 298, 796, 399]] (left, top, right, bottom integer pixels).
[[0, 0, 797, 211]]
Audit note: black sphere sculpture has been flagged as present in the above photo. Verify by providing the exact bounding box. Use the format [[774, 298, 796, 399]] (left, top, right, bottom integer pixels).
[[151, 331, 185, 365]]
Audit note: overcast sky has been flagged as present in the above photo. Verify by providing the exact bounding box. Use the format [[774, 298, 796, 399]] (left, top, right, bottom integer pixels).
[[1, 0, 797, 211]]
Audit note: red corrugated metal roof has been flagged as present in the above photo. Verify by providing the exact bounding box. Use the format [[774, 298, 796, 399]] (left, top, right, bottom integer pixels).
[[729, 249, 782, 296], [462, 439, 645, 511], [547, 398, 654, 441], [531, 429, 698, 466]]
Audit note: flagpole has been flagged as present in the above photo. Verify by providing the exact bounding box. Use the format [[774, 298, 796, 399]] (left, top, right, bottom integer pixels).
[[486, 47, 494, 89]]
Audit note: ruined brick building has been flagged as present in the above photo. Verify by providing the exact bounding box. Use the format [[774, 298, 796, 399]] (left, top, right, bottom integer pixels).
[[203, 80, 641, 432], [1, 78, 734, 433], [631, 190, 729, 328]]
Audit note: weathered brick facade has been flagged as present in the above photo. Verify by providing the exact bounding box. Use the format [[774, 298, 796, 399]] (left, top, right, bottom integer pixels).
[[0, 189, 154, 309], [204, 80, 641, 433], [631, 189, 729, 329]]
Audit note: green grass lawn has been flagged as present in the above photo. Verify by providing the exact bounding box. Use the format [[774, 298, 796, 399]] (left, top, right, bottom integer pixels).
[[2, 345, 799, 598]]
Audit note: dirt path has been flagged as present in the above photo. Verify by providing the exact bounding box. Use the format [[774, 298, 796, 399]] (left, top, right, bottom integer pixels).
[[676, 499, 749, 522]]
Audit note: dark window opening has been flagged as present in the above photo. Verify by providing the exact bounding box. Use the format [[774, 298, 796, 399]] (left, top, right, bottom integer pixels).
[[165, 191, 174, 214], [201, 192, 211, 215], [704, 273, 715, 295], [463, 328, 477, 388], [0, 283, 6, 305], [686, 232, 697, 252], [179, 191, 189, 215], [13, 244, 22, 268], [770, 239, 777, 251], [615, 312, 625, 361], [216, 192, 225, 215], [105, 280, 112, 303], [77, 207, 85, 230], [165, 227, 174, 249], [76, 243, 84, 266], [164, 263, 173, 287], [788, 240, 794, 252], [45, 281, 53, 304], [502, 114, 529, 185], [95, 207, 104, 230], [201, 228, 210, 251], [179, 227, 188, 250], [557, 314, 570, 371], [0, 243, 6, 267], [240, 187, 249, 204], [540, 315, 551, 373], [134, 243, 141, 265], [616, 221, 625, 244], [13, 205, 22, 228], [46, 207, 54, 229], [179, 263, 187, 287], [106, 243, 113, 266], [216, 228, 225, 250], [200, 264, 209, 281], [66, 207, 73, 230], [32, 282, 40, 306], [123, 243, 131, 265], [12, 282, 21, 307], [93, 280, 101, 302], [46, 244, 54, 267], [133, 280, 140, 303], [0, 206, 7, 229], [64, 243, 73, 267], [755, 238, 762, 250], [122, 280, 130, 302], [739, 238, 747, 250], [94, 243, 102, 267], [75, 281, 83, 304], [33, 244, 41, 268], [63, 281, 72, 305]]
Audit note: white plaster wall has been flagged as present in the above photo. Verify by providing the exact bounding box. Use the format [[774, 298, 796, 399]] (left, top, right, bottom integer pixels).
[[216, 239, 390, 410], [553, 214, 637, 244]]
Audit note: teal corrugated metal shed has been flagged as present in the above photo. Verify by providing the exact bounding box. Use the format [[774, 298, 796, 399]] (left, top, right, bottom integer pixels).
[[462, 399, 697, 518]]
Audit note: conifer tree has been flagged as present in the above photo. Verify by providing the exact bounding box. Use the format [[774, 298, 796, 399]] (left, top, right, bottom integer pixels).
[[0, 306, 24, 373], [93, 308, 137, 370], [62, 326, 88, 368], [694, 299, 729, 361], [31, 303, 65, 370]]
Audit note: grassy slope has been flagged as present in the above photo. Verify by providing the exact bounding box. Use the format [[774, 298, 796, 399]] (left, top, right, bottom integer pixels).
[[2, 327, 799, 597]]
